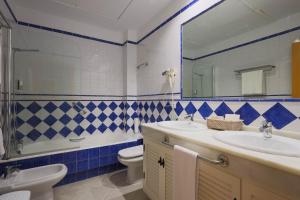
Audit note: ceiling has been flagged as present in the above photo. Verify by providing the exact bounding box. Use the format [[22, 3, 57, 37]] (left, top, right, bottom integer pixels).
[[183, 0, 300, 51], [11, 0, 175, 31]]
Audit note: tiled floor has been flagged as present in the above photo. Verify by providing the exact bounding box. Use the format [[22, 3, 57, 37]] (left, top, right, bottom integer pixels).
[[54, 170, 150, 200]]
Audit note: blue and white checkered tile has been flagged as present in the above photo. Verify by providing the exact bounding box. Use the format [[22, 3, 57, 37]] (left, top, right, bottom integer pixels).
[[138, 100, 300, 132], [139, 101, 175, 123], [124, 101, 139, 133], [16, 101, 125, 141]]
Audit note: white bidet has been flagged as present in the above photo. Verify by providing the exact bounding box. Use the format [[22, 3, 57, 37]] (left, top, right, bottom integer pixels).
[[0, 164, 67, 200]]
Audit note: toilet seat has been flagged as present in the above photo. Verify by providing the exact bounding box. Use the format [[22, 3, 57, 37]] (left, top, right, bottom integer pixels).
[[118, 145, 143, 159]]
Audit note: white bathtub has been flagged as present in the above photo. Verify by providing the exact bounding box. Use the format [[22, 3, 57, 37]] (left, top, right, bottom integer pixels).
[[7, 132, 142, 162]]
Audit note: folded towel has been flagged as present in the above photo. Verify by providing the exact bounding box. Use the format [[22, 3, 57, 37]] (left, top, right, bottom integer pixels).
[[174, 145, 198, 200], [225, 114, 240, 121], [241, 70, 264, 96], [0, 128, 5, 159]]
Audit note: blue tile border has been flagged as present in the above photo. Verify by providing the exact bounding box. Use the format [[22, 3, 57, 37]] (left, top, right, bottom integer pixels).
[[181, 0, 225, 26], [3, 0, 17, 23], [18, 21, 124, 47], [14, 92, 182, 101], [137, 0, 202, 44]]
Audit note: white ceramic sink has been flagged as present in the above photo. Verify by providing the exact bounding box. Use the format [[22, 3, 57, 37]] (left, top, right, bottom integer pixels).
[[0, 164, 67, 200], [214, 131, 300, 157], [157, 120, 207, 131]]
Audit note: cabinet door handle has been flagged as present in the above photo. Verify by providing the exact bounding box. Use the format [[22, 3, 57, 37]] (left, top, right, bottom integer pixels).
[[161, 158, 165, 168], [158, 157, 162, 165]]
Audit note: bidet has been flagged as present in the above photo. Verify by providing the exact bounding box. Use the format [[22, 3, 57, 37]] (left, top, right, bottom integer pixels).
[[0, 164, 67, 200]]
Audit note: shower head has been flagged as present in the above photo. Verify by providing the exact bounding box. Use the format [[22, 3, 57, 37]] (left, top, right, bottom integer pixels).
[[12, 48, 40, 52]]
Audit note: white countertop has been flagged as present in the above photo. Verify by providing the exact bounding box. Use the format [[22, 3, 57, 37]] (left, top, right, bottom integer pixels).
[[142, 123, 300, 177]]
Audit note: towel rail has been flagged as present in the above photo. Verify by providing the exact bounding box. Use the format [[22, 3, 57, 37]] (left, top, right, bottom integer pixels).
[[234, 65, 275, 74], [161, 141, 229, 167]]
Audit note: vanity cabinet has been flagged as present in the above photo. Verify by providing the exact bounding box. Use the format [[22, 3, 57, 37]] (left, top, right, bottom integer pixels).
[[143, 139, 174, 200], [143, 138, 240, 200], [143, 135, 295, 200]]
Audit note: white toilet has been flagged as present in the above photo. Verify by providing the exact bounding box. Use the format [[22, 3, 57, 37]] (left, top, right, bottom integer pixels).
[[118, 145, 143, 184]]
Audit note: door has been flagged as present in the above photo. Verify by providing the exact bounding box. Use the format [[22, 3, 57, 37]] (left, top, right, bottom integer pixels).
[[242, 181, 291, 200], [143, 140, 174, 200], [164, 147, 173, 200], [143, 141, 163, 200], [196, 161, 241, 200]]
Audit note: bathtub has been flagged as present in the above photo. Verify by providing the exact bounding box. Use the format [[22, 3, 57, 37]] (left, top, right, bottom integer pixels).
[[10, 132, 143, 161], [1, 132, 143, 186]]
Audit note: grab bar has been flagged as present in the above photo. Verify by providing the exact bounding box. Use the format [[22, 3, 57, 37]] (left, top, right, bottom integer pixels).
[[161, 141, 229, 167], [69, 137, 85, 142]]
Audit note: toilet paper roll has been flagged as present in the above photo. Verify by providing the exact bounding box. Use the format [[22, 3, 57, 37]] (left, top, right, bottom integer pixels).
[[134, 118, 140, 134]]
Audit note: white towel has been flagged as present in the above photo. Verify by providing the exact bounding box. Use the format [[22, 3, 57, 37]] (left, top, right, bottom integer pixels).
[[173, 145, 198, 200], [225, 114, 240, 121], [0, 128, 5, 159], [241, 70, 264, 96]]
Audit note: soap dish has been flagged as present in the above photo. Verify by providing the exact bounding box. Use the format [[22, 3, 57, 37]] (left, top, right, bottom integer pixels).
[[207, 117, 243, 131]]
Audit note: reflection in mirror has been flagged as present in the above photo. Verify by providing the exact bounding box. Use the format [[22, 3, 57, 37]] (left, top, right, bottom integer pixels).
[[182, 0, 300, 98]]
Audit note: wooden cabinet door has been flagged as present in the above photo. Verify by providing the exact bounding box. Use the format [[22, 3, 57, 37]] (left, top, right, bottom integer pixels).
[[196, 161, 241, 200], [163, 147, 174, 200], [143, 141, 163, 200], [242, 181, 291, 200]]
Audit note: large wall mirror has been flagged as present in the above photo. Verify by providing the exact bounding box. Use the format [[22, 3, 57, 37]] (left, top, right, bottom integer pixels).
[[182, 0, 300, 98]]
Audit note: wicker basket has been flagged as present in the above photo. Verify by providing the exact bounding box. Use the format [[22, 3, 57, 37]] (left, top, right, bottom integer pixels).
[[207, 118, 243, 131]]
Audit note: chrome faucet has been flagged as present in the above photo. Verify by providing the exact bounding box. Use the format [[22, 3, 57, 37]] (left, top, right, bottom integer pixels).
[[259, 120, 272, 139], [184, 113, 194, 121], [2, 165, 20, 179]]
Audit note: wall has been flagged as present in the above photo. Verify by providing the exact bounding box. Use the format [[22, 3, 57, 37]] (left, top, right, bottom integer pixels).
[[136, 0, 300, 133], [13, 25, 124, 96]]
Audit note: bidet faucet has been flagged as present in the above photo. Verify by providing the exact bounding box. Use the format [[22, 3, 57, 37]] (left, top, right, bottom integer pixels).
[[259, 120, 272, 139], [2, 165, 20, 179], [184, 113, 194, 121]]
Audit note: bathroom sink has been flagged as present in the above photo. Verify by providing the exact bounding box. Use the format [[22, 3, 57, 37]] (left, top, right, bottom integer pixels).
[[213, 131, 300, 157], [0, 164, 67, 199], [157, 121, 207, 131]]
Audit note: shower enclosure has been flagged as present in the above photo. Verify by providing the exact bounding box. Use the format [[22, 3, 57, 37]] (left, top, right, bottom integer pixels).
[[0, 9, 87, 159], [191, 64, 214, 98], [0, 9, 13, 159]]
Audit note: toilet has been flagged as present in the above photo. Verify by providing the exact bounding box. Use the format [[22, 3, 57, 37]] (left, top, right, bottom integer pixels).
[[118, 145, 143, 184]]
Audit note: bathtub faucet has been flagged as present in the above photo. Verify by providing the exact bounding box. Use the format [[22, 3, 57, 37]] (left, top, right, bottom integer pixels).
[[2, 165, 21, 179]]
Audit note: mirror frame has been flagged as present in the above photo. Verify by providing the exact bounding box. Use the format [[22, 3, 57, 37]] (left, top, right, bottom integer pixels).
[[180, 0, 300, 102]]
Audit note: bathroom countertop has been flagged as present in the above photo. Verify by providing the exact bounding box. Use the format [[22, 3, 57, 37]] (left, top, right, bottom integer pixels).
[[142, 123, 300, 177]]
